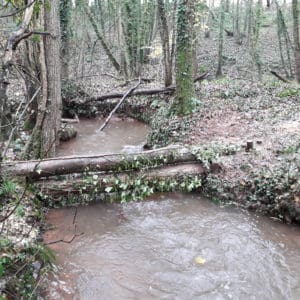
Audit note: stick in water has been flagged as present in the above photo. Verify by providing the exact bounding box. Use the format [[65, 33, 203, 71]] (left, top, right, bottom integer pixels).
[[97, 78, 142, 132]]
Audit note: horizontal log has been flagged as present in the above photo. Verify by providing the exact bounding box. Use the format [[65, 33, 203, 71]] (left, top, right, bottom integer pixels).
[[37, 163, 205, 198], [88, 86, 175, 102], [1, 145, 196, 179], [85, 72, 209, 103]]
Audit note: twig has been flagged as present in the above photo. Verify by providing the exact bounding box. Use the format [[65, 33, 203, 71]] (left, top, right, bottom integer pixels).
[[97, 79, 142, 132], [73, 207, 78, 225], [45, 232, 84, 245], [270, 70, 290, 83], [0, 0, 37, 18]]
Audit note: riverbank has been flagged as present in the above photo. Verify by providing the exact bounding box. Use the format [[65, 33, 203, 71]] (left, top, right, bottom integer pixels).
[[68, 75, 299, 224], [0, 74, 299, 298]]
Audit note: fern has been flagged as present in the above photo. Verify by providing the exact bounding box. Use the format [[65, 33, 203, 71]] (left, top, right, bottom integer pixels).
[[0, 180, 17, 197]]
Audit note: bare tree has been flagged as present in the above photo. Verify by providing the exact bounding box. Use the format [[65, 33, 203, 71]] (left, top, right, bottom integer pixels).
[[157, 0, 177, 87], [293, 0, 300, 83]]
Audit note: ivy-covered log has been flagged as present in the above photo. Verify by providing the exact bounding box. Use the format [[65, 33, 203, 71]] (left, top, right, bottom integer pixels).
[[36, 163, 205, 202], [2, 146, 197, 179]]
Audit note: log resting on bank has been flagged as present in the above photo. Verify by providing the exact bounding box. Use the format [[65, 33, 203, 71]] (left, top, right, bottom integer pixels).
[[86, 72, 209, 103], [1, 145, 197, 179], [37, 163, 204, 198]]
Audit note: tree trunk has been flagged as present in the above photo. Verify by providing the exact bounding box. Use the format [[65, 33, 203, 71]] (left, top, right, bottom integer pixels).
[[216, 0, 225, 77], [43, 0, 62, 156], [157, 0, 173, 87], [60, 0, 72, 80], [293, 0, 300, 83], [170, 0, 196, 116], [275, 0, 290, 78], [235, 0, 242, 45], [24, 0, 62, 158], [2, 146, 197, 179]]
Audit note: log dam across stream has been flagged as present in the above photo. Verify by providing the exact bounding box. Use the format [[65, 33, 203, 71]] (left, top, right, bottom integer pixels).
[[43, 117, 300, 299]]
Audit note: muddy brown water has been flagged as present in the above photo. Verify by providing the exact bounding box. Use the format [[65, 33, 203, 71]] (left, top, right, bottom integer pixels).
[[58, 117, 149, 156], [44, 118, 300, 300]]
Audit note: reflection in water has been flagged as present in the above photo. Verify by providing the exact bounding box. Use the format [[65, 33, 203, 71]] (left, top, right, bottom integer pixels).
[[58, 117, 149, 156], [44, 194, 300, 300]]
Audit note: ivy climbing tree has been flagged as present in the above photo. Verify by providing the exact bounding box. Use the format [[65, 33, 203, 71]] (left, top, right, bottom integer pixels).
[[170, 0, 196, 116]]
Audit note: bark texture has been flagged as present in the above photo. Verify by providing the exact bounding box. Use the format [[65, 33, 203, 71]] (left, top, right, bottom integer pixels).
[[24, 0, 62, 158], [293, 0, 300, 83], [2, 146, 197, 179]]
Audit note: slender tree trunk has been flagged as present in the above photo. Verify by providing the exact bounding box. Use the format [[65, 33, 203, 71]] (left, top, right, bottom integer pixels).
[[60, 0, 72, 80], [95, 0, 105, 33], [225, 0, 230, 12], [216, 0, 225, 77], [235, 0, 242, 45], [275, 0, 289, 77], [251, 0, 263, 80], [293, 0, 300, 83], [157, 0, 173, 87], [247, 0, 253, 45], [117, 2, 129, 78]]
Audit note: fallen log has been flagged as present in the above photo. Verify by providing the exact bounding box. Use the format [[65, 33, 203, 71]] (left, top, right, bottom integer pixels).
[[86, 72, 209, 103], [1, 145, 196, 179], [88, 86, 175, 102], [36, 163, 204, 200]]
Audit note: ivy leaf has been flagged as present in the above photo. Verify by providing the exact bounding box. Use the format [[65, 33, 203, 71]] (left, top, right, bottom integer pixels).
[[105, 186, 113, 193]]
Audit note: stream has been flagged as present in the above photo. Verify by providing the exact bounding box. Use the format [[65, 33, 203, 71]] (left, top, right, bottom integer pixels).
[[58, 117, 149, 156], [44, 118, 300, 300]]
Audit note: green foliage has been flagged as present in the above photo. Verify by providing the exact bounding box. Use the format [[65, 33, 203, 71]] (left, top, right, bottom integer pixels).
[[191, 144, 239, 168], [0, 241, 54, 300], [0, 180, 16, 197], [147, 100, 196, 147], [277, 87, 300, 98], [100, 174, 202, 204], [15, 204, 25, 218], [246, 159, 300, 220], [277, 143, 300, 155]]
